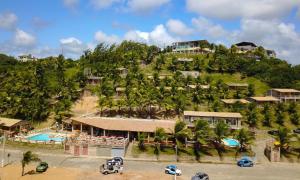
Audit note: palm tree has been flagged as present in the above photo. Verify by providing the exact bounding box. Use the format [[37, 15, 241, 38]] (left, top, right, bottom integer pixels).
[[212, 121, 230, 158], [21, 151, 40, 176], [275, 127, 293, 153], [154, 127, 167, 159], [193, 120, 212, 160], [234, 128, 254, 152], [172, 121, 192, 146], [138, 132, 146, 151]]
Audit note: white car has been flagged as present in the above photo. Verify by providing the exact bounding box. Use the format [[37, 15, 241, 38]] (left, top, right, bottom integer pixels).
[[165, 165, 182, 176]]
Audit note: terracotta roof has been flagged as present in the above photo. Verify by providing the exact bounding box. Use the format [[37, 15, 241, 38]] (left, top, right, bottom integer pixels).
[[0, 117, 29, 127], [249, 96, 280, 102], [184, 111, 242, 118], [71, 117, 175, 133], [226, 83, 248, 87], [271, 89, 300, 93]]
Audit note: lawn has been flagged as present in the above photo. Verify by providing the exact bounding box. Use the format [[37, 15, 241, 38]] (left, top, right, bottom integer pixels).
[[5, 140, 64, 153], [131, 144, 255, 160]]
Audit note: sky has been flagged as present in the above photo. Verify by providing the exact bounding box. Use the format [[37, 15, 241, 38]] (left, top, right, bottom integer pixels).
[[0, 0, 300, 64]]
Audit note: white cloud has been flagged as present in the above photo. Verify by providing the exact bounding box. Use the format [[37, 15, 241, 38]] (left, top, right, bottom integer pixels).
[[13, 29, 36, 47], [94, 31, 121, 44], [96, 24, 177, 47], [149, 24, 177, 47], [60, 37, 88, 57], [124, 30, 149, 43], [186, 0, 300, 20], [0, 12, 18, 30], [231, 19, 300, 64], [90, 0, 122, 9], [63, 0, 79, 10], [127, 0, 170, 13], [192, 17, 228, 39], [166, 19, 194, 36]]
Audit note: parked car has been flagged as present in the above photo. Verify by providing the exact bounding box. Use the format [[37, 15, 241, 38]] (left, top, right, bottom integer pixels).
[[237, 157, 254, 167], [164, 165, 182, 176], [268, 130, 279, 136], [107, 157, 123, 166], [36, 162, 48, 173], [191, 172, 209, 180], [100, 164, 121, 175], [293, 128, 300, 134]]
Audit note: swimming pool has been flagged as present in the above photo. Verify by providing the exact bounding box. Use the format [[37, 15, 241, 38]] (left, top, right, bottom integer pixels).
[[27, 133, 65, 142], [222, 138, 240, 147]]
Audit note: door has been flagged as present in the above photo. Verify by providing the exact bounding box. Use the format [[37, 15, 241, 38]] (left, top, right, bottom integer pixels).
[[74, 145, 80, 156], [82, 144, 88, 155]]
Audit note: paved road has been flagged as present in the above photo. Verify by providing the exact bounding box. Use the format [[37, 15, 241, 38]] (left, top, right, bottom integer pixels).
[[2, 150, 300, 180]]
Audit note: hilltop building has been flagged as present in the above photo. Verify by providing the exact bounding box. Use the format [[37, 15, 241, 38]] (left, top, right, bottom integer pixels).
[[18, 54, 37, 62], [267, 89, 300, 102], [235, 42, 257, 52], [172, 40, 212, 54]]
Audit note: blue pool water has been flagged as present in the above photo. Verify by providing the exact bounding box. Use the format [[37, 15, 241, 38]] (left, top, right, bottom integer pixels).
[[222, 138, 240, 147], [27, 134, 65, 142]]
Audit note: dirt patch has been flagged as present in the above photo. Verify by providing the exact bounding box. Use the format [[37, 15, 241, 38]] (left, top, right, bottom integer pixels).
[[71, 96, 99, 115]]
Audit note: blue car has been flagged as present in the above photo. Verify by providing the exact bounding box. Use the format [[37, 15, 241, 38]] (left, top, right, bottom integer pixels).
[[165, 165, 182, 176], [237, 157, 254, 167]]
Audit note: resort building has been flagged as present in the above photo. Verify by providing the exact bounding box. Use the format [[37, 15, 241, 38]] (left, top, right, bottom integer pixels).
[[177, 58, 193, 62], [247, 96, 280, 105], [18, 54, 37, 62], [0, 117, 30, 136], [266, 50, 276, 58], [70, 117, 175, 140], [187, 84, 210, 92], [226, 83, 248, 90], [179, 71, 200, 78], [115, 87, 126, 97], [267, 89, 300, 102], [172, 40, 212, 54], [117, 67, 128, 78], [221, 99, 250, 105], [183, 111, 242, 129], [87, 76, 102, 85], [235, 42, 257, 53]]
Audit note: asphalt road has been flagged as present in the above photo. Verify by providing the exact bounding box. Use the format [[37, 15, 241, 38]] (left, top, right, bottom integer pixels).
[[2, 150, 300, 180]]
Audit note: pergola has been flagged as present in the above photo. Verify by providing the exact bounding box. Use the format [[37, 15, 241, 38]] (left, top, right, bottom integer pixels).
[[0, 117, 30, 135]]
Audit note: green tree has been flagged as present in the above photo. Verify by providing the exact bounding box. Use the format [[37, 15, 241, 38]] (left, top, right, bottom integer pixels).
[[138, 132, 146, 151], [262, 104, 275, 127], [234, 128, 254, 152], [247, 84, 255, 97], [193, 120, 212, 160], [247, 103, 259, 127], [21, 151, 40, 176], [212, 121, 230, 158], [154, 128, 167, 159], [275, 127, 293, 153]]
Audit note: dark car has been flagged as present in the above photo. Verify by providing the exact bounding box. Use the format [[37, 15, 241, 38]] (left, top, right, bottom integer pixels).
[[36, 162, 48, 172], [293, 128, 300, 134], [237, 157, 254, 167], [268, 130, 279, 136], [107, 157, 123, 166], [191, 172, 209, 180]]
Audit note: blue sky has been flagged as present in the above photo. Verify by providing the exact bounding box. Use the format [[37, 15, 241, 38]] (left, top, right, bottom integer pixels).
[[0, 0, 299, 64]]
